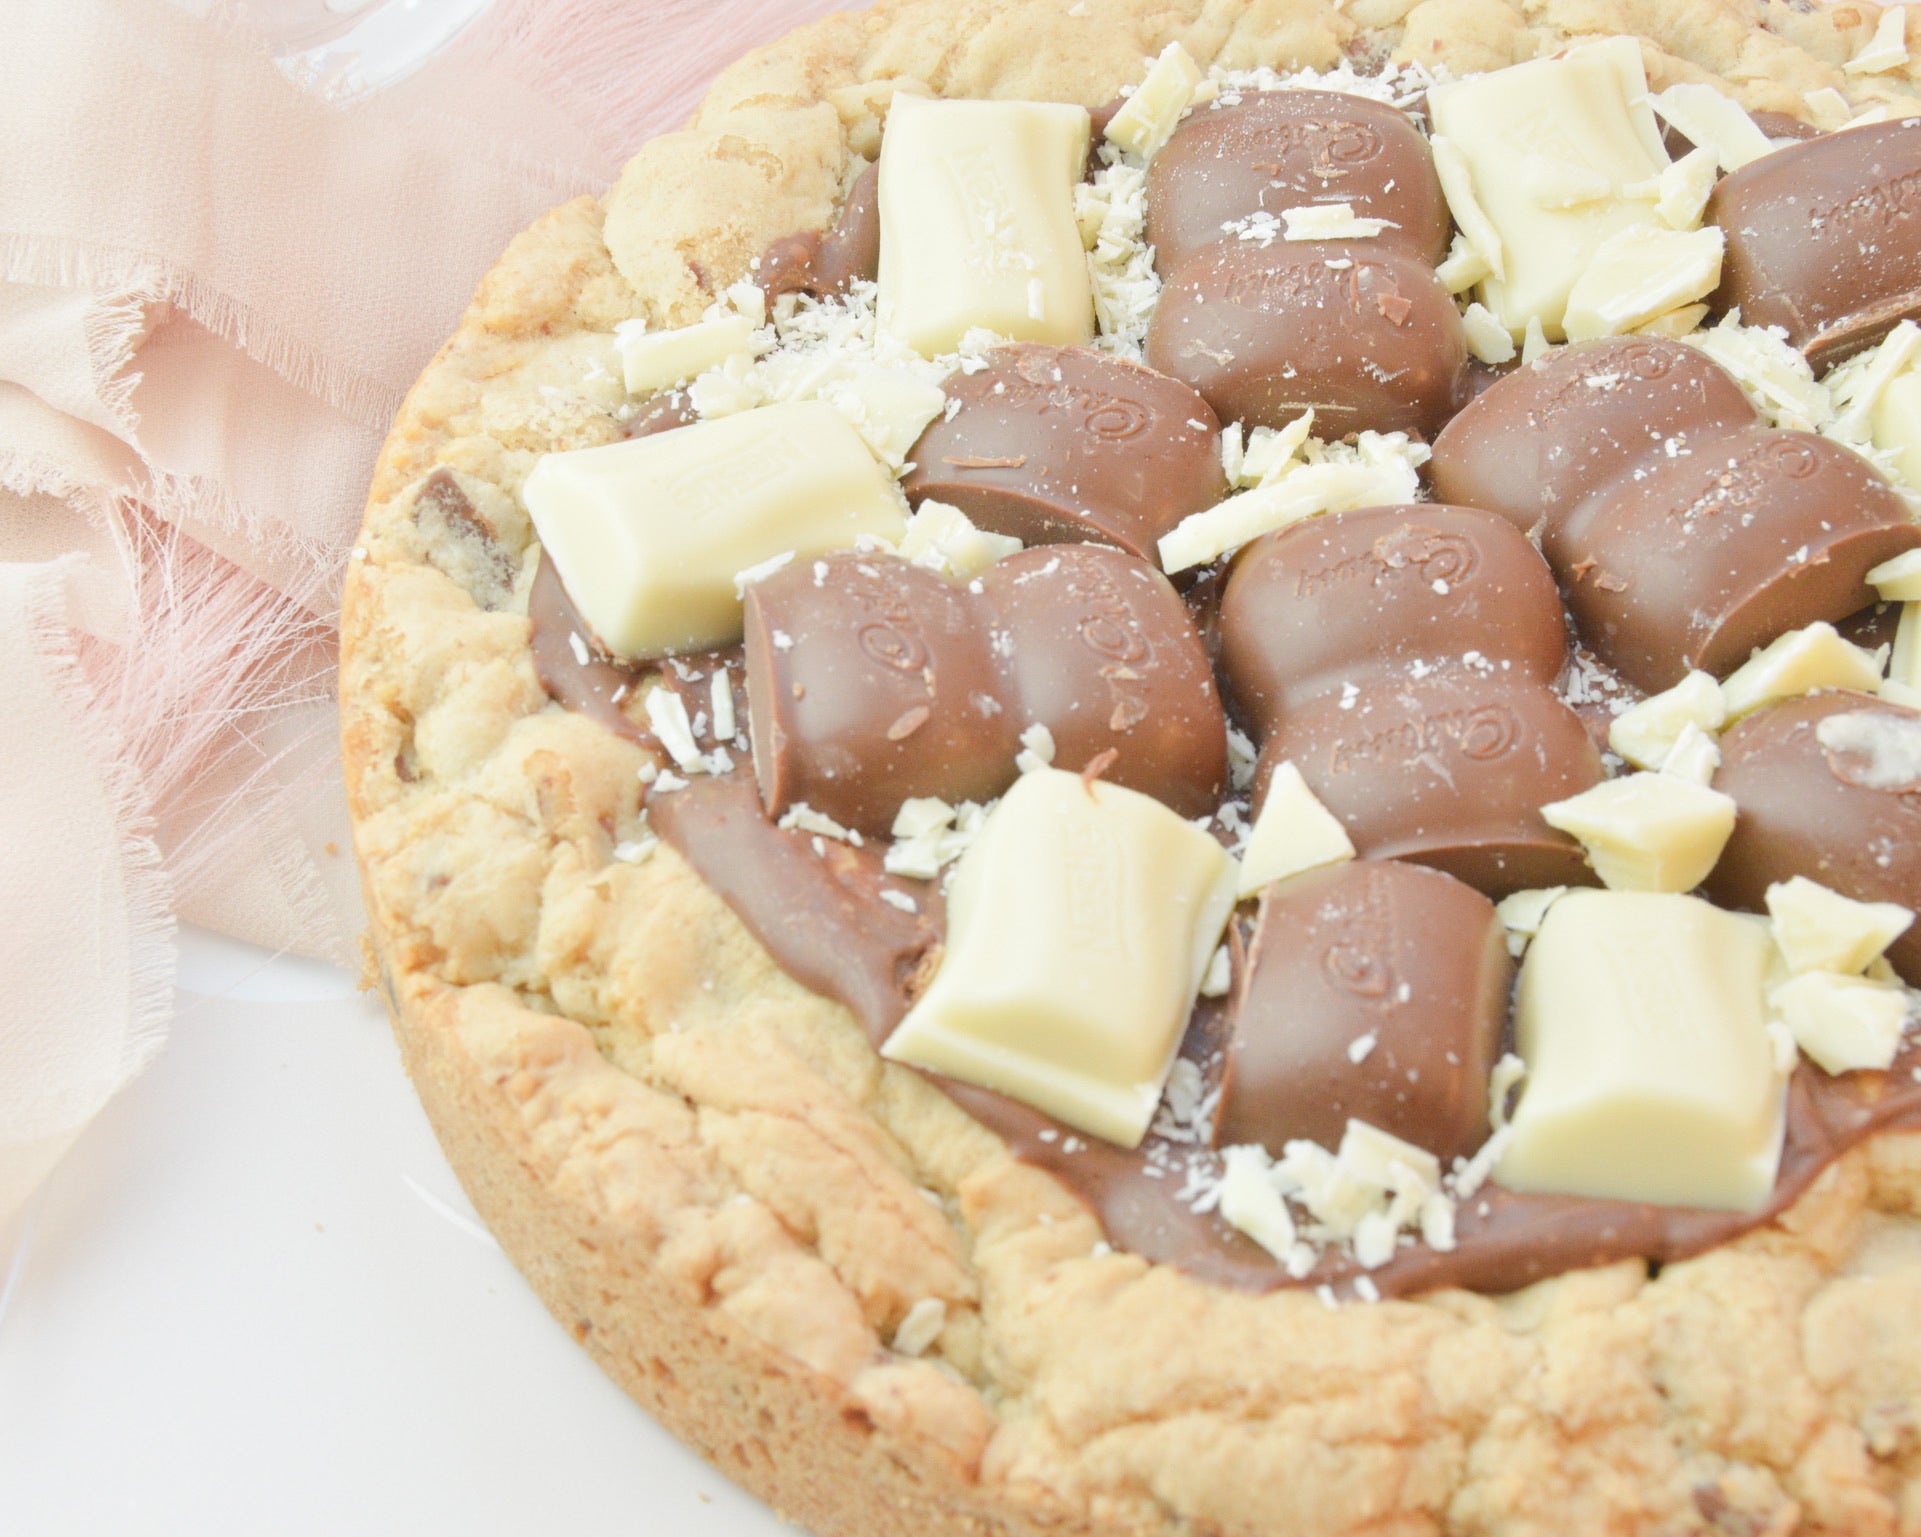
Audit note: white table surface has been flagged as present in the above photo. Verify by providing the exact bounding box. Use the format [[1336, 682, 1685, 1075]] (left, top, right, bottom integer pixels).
[[0, 928, 787, 1535]]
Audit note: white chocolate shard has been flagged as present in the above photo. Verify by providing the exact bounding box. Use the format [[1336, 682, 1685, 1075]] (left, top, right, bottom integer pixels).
[[1648, 147, 1720, 231], [1767, 876, 1915, 976], [1281, 203, 1394, 241], [1659, 721, 1722, 785], [1237, 412, 1316, 487], [818, 362, 948, 471], [1772, 971, 1909, 1074], [1520, 316, 1552, 365], [523, 401, 905, 660], [1217, 1144, 1300, 1261], [1687, 314, 1831, 433], [899, 500, 1022, 581], [1893, 603, 1921, 691], [882, 768, 1238, 1148], [1873, 370, 1921, 491], [1650, 84, 1778, 173], [1104, 42, 1203, 158], [1497, 891, 1786, 1211], [1429, 136, 1505, 283], [1608, 671, 1727, 770], [1825, 320, 1921, 444], [1237, 761, 1356, 898], [1158, 457, 1418, 573], [878, 95, 1093, 358], [1461, 302, 1517, 365], [1540, 772, 1737, 893], [1633, 303, 1708, 340], [1436, 233, 1494, 295], [1427, 39, 1669, 337], [616, 314, 760, 395], [1497, 886, 1570, 956], [1804, 88, 1856, 133], [1720, 621, 1884, 721], [1883, 677, 1921, 710], [1562, 224, 1724, 343], [1845, 6, 1911, 75]]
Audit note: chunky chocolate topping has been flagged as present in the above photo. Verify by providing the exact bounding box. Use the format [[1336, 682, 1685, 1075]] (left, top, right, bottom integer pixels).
[[1551, 427, 1920, 689], [742, 544, 1226, 833], [1219, 861, 1511, 1163], [1429, 337, 1921, 690], [757, 159, 882, 300], [1708, 690, 1921, 983], [1709, 118, 1921, 368], [1145, 239, 1469, 438], [517, 77, 1921, 1306], [1144, 89, 1451, 276], [1264, 674, 1602, 896], [1428, 337, 1759, 535], [901, 345, 1224, 561], [1219, 505, 1597, 896], [1219, 504, 1569, 728]]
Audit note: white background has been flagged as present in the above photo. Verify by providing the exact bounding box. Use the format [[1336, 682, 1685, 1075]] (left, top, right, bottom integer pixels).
[[0, 930, 786, 1535]]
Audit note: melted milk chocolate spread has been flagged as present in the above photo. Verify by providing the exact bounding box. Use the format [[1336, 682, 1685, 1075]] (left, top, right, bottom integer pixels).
[[521, 102, 1921, 1299], [650, 777, 1921, 1298]]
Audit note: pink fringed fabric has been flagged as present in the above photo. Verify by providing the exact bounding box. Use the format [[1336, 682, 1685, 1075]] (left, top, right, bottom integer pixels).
[[0, 0, 854, 1225]]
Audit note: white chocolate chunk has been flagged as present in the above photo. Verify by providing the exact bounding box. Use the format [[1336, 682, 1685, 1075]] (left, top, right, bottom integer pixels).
[[1825, 319, 1921, 444], [1845, 6, 1911, 75], [1659, 721, 1722, 785], [1649, 147, 1720, 231], [1436, 233, 1494, 295], [1882, 677, 1921, 709], [882, 768, 1238, 1148], [523, 401, 905, 660], [1687, 314, 1831, 433], [1633, 303, 1709, 340], [1772, 971, 1909, 1074], [1872, 370, 1921, 491], [1237, 412, 1315, 487], [1497, 891, 1786, 1211], [1158, 456, 1419, 573], [1651, 84, 1777, 173], [878, 95, 1093, 358], [1461, 302, 1518, 365], [1429, 136, 1505, 283], [1015, 722, 1057, 775], [1104, 42, 1203, 158], [616, 314, 760, 394], [1540, 772, 1737, 893], [1497, 887, 1570, 955], [1237, 760, 1356, 897], [1892, 603, 1921, 691], [1562, 224, 1724, 343], [1520, 316, 1552, 365], [1720, 621, 1884, 721], [899, 500, 1022, 581], [1217, 1144, 1300, 1261], [1522, 154, 1614, 210], [1804, 88, 1856, 133], [1766, 875, 1914, 976], [1281, 203, 1394, 241], [1427, 39, 1669, 336], [1336, 1119, 1442, 1197], [818, 362, 948, 470], [1608, 670, 1727, 770]]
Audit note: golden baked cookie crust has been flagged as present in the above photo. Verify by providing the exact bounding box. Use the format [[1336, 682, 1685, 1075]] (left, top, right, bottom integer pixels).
[[341, 4, 1921, 1532]]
